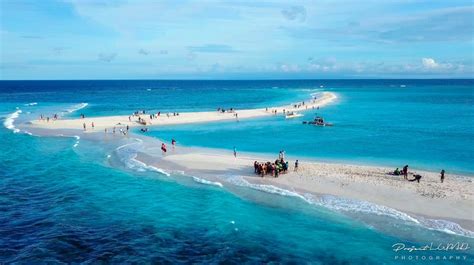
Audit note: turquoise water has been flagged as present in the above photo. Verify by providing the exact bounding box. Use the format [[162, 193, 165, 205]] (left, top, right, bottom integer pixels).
[[1, 80, 473, 263], [148, 83, 474, 174]]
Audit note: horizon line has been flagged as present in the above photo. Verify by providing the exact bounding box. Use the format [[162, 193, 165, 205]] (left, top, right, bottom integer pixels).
[[1, 78, 473, 82]]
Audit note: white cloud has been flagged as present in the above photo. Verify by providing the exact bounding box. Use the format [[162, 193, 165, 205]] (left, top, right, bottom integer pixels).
[[280, 64, 300, 72], [422, 58, 439, 69], [421, 57, 457, 71]]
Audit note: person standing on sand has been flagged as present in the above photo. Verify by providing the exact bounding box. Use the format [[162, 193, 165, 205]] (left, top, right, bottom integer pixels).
[[233, 146, 237, 158], [440, 169, 445, 183], [294, 160, 299, 172], [91, 122, 94, 129], [403, 165, 409, 180], [83, 123, 86, 131]]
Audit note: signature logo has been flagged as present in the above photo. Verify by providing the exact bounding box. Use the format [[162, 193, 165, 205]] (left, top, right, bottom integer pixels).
[[392, 242, 470, 253]]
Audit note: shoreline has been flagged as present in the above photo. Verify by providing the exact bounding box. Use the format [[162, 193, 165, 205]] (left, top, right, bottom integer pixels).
[[133, 143, 474, 234], [28, 92, 337, 131]]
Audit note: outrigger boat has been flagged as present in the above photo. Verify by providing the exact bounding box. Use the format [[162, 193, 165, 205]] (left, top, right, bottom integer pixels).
[[302, 116, 333, 126], [285, 111, 303, 119]]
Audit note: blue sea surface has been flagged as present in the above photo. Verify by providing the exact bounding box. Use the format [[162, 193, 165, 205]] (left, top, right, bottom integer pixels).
[[1, 80, 473, 263]]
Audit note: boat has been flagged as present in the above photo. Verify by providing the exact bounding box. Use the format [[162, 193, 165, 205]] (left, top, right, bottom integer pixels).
[[302, 116, 333, 126], [285, 112, 303, 119]]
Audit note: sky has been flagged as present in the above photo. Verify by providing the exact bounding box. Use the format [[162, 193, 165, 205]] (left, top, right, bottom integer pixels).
[[0, 0, 473, 80]]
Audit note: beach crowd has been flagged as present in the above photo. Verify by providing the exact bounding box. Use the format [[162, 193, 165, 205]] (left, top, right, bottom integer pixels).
[[253, 150, 299, 178]]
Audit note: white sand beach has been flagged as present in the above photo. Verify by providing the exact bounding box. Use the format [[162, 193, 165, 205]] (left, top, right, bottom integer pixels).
[[30, 92, 337, 131]]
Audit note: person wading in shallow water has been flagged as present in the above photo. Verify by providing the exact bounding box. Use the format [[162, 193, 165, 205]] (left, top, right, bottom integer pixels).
[[233, 146, 237, 158]]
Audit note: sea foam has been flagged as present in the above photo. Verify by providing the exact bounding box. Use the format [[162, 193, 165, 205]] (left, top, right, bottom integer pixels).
[[65, 103, 89, 113], [417, 217, 474, 238], [115, 139, 171, 176], [226, 176, 473, 238], [4, 109, 22, 133], [227, 176, 311, 203], [192, 176, 223, 188]]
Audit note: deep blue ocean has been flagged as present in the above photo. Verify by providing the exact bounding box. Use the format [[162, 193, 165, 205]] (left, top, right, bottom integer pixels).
[[1, 80, 473, 264]]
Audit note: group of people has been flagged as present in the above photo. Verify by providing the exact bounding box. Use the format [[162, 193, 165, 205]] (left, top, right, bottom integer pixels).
[[217, 107, 235, 113], [148, 112, 181, 120], [132, 110, 181, 122], [254, 159, 289, 178], [265, 105, 319, 116], [104, 125, 130, 135], [292, 101, 306, 108], [253, 151, 299, 178], [392, 165, 446, 183], [39, 113, 60, 122]]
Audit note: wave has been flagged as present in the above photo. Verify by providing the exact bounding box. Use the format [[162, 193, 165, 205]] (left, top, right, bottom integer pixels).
[[24, 102, 37, 106], [313, 195, 420, 224], [417, 217, 474, 238], [226, 176, 311, 202], [114, 138, 170, 176], [4, 109, 22, 133], [64, 103, 88, 113], [73, 136, 80, 148], [226, 176, 473, 238], [126, 156, 171, 176], [192, 176, 223, 188]]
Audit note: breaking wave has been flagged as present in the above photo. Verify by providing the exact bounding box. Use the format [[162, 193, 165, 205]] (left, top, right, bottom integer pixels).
[[4, 109, 22, 133], [226, 176, 473, 238], [417, 217, 474, 238], [115, 139, 170, 176], [64, 103, 88, 113], [192, 176, 223, 188]]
